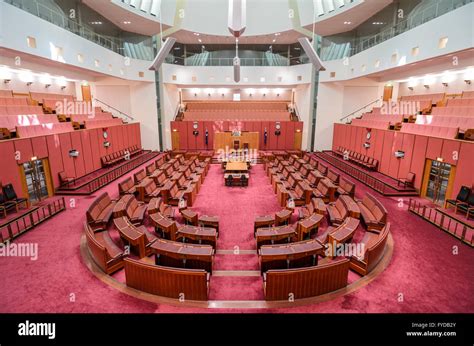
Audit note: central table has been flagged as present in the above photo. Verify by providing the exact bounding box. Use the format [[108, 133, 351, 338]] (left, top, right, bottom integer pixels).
[[224, 161, 249, 186]]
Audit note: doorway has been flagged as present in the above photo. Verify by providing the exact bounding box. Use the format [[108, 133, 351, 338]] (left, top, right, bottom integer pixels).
[[422, 160, 455, 205], [81, 84, 92, 102], [21, 159, 52, 203], [171, 131, 180, 150], [294, 131, 302, 150], [383, 85, 393, 102]]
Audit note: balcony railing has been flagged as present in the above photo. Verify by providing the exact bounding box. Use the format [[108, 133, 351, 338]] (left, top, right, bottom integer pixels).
[[4, 0, 153, 61], [321, 0, 473, 60], [165, 56, 310, 67]]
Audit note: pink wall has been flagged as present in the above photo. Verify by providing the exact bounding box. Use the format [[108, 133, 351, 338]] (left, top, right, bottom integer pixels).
[[171, 120, 303, 151], [0, 123, 141, 198], [332, 123, 474, 199]]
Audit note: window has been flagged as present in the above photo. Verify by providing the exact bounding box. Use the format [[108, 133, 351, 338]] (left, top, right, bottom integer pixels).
[[438, 37, 448, 49], [26, 36, 36, 48]]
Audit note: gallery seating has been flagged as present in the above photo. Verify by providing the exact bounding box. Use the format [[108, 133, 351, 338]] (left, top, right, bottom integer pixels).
[[397, 172, 415, 188], [326, 169, 340, 185], [445, 185, 471, 210], [350, 223, 390, 275], [58, 171, 74, 187], [357, 193, 387, 232], [455, 192, 474, 219], [101, 146, 141, 167], [263, 258, 350, 300], [124, 258, 209, 300], [16, 123, 73, 138], [0, 190, 17, 217], [401, 123, 459, 139], [118, 177, 137, 195], [431, 106, 474, 117], [113, 194, 147, 225], [2, 184, 28, 209], [334, 147, 378, 170], [86, 192, 117, 231], [134, 169, 148, 184], [84, 222, 124, 274]]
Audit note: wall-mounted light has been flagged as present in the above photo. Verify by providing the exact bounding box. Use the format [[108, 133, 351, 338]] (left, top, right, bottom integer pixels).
[[408, 86, 414, 91], [423, 84, 430, 89], [45, 84, 51, 88], [30, 156, 38, 161], [436, 157, 444, 162], [26, 82, 33, 86], [3, 79, 10, 84], [442, 82, 448, 87], [465, 80, 471, 85], [61, 86, 66, 90]]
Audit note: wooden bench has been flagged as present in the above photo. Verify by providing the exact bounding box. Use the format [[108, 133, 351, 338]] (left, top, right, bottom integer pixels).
[[84, 222, 124, 274], [263, 258, 350, 300], [124, 258, 209, 301], [147, 197, 174, 218], [118, 177, 136, 196], [312, 178, 336, 203], [86, 192, 117, 231], [133, 169, 147, 184], [327, 169, 340, 185], [357, 193, 387, 232], [337, 176, 356, 197], [322, 217, 360, 249], [350, 223, 390, 275], [113, 194, 147, 225]]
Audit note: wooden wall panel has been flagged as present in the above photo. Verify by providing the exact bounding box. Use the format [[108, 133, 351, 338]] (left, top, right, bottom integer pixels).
[[441, 140, 461, 166], [46, 135, 64, 188], [398, 134, 415, 180], [70, 131, 85, 178], [451, 142, 474, 199], [13, 139, 34, 164], [388, 132, 403, 178], [59, 133, 75, 177], [379, 131, 394, 174], [426, 137, 443, 160], [80, 130, 94, 174], [285, 122, 295, 150], [0, 141, 23, 197], [31, 136, 48, 160]]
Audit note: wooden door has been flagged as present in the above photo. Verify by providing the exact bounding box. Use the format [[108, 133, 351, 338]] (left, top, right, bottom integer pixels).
[[171, 131, 180, 150], [81, 85, 92, 102], [383, 85, 393, 102], [294, 131, 302, 150]]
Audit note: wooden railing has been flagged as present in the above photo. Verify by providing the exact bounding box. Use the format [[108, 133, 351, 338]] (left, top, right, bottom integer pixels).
[[408, 199, 473, 247], [63, 151, 162, 195], [315, 152, 392, 195], [0, 197, 66, 244]]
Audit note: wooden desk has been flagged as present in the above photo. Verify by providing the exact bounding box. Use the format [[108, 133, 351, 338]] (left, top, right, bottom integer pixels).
[[149, 213, 177, 240], [198, 215, 220, 233], [256, 225, 296, 248], [340, 195, 361, 219], [151, 238, 214, 272], [225, 161, 248, 171], [259, 239, 324, 272], [298, 213, 324, 240], [275, 209, 292, 225], [254, 215, 275, 235], [181, 209, 198, 225], [177, 225, 218, 248]]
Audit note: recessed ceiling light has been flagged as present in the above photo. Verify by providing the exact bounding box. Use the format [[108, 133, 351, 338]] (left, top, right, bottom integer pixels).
[[198, 39, 202, 43], [174, 47, 180, 50], [344, 21, 352, 24], [123, 21, 131, 24], [372, 22, 384, 25], [193, 32, 200, 36], [275, 33, 281, 36], [90, 21, 102, 25], [272, 39, 276, 42]]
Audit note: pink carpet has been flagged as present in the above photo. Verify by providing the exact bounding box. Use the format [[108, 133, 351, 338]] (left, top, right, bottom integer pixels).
[[0, 158, 473, 313]]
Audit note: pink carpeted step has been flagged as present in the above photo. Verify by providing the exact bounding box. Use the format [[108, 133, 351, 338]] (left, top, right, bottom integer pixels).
[[209, 276, 264, 300]]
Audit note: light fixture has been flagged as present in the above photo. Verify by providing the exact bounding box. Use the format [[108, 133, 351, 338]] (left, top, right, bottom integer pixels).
[[90, 21, 102, 25], [26, 82, 33, 86], [408, 86, 413, 91], [198, 39, 202, 43], [193, 32, 200, 36], [61, 86, 66, 90], [123, 21, 131, 24], [31, 156, 37, 161], [275, 33, 281, 36], [45, 84, 51, 88], [3, 79, 10, 84], [344, 21, 352, 24], [436, 157, 444, 162], [465, 80, 472, 85], [442, 82, 448, 87], [423, 84, 430, 89]]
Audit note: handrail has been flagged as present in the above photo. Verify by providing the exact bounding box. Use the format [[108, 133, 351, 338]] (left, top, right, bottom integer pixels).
[[173, 103, 181, 121], [93, 98, 134, 121], [293, 104, 301, 121], [339, 98, 380, 122]]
